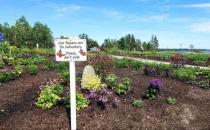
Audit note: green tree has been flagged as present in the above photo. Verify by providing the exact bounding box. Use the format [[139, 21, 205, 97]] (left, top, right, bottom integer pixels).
[[14, 16, 32, 47], [150, 34, 159, 50], [32, 22, 53, 48], [79, 33, 99, 50]]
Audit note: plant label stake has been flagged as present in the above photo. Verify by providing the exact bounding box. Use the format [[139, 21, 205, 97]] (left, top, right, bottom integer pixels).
[[36, 43, 39, 50], [55, 37, 87, 130]]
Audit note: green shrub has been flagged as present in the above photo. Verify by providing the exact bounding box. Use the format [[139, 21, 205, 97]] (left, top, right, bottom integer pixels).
[[115, 77, 131, 95], [132, 99, 144, 108], [130, 61, 144, 70], [6, 57, 15, 66], [0, 71, 16, 82], [0, 58, 5, 68], [36, 84, 63, 109], [28, 64, 38, 75], [173, 68, 196, 80], [166, 97, 176, 105], [15, 65, 24, 76], [183, 53, 209, 65], [59, 71, 70, 84], [51, 84, 63, 95], [106, 74, 118, 87], [65, 93, 89, 110], [115, 83, 127, 94], [113, 58, 131, 68]]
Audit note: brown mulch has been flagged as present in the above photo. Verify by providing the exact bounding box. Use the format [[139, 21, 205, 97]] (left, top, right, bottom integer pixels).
[[0, 64, 210, 130]]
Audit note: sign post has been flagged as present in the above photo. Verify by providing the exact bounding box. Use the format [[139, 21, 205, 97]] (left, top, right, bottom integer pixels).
[[55, 37, 87, 130]]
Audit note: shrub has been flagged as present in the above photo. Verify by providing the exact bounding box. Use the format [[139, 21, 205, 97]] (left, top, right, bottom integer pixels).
[[113, 58, 131, 68], [173, 68, 196, 81], [130, 61, 144, 70], [65, 93, 89, 110], [183, 53, 209, 65], [59, 71, 70, 84], [115, 77, 131, 95], [145, 79, 161, 100], [89, 53, 112, 78], [51, 84, 63, 95], [0, 58, 5, 68], [28, 64, 38, 75], [0, 71, 16, 82], [36, 84, 63, 109], [15, 65, 24, 76], [171, 53, 186, 68], [132, 99, 144, 108], [106, 74, 118, 87], [166, 97, 176, 105], [144, 65, 156, 76], [81, 75, 106, 92]]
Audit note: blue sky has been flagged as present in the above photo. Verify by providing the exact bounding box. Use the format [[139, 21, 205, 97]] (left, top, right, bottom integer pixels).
[[0, 0, 210, 49]]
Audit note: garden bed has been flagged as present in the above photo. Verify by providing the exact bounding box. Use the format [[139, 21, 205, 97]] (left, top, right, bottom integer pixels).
[[1, 62, 210, 130]]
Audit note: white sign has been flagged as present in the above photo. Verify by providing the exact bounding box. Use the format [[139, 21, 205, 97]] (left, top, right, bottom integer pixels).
[[55, 37, 87, 130], [55, 38, 87, 62]]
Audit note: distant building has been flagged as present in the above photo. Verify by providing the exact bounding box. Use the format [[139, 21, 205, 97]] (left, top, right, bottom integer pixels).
[[90, 47, 100, 52]]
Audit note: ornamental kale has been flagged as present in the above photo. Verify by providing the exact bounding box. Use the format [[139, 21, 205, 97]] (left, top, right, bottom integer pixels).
[[145, 79, 162, 100], [150, 79, 161, 89], [86, 88, 119, 110]]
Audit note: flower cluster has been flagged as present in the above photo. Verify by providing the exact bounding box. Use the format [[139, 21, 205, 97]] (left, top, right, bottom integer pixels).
[[0, 32, 4, 42], [86, 88, 120, 109], [144, 65, 156, 76], [145, 79, 162, 100], [150, 79, 161, 88]]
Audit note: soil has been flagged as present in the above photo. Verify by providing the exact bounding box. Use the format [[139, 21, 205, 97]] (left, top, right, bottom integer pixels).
[[1, 63, 210, 130]]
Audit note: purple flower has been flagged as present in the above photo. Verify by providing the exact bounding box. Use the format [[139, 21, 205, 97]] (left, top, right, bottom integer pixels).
[[114, 98, 120, 104], [98, 96, 108, 103], [86, 90, 97, 99], [0, 32, 4, 42], [150, 79, 161, 88], [100, 88, 109, 95]]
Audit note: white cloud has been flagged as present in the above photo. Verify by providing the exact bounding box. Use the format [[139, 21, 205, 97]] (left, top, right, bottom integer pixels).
[[127, 14, 169, 22], [101, 9, 125, 20], [166, 3, 210, 8], [190, 21, 210, 32]]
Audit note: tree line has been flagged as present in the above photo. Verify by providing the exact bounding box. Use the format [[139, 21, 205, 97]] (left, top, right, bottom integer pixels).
[[0, 16, 53, 48], [0, 16, 159, 51], [101, 34, 159, 51]]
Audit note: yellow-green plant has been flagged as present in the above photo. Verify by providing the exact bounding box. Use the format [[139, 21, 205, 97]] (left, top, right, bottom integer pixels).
[[81, 75, 106, 91], [36, 84, 63, 109]]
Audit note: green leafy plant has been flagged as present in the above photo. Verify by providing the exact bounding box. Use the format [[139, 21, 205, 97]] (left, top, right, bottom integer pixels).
[[166, 97, 176, 105], [0, 58, 5, 68], [173, 67, 196, 81], [132, 99, 144, 108], [36, 84, 63, 109], [0, 71, 16, 82], [59, 71, 70, 84], [106, 74, 118, 87], [114, 77, 131, 95], [28, 64, 38, 75], [115, 83, 127, 94], [65, 93, 89, 110], [15, 65, 24, 76]]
